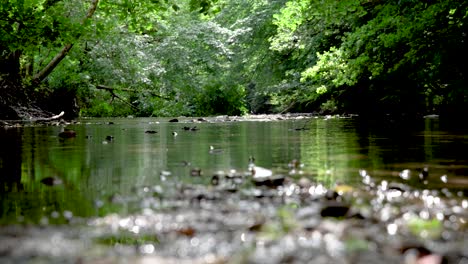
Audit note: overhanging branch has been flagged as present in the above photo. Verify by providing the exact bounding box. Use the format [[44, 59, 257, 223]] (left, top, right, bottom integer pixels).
[[96, 85, 171, 100]]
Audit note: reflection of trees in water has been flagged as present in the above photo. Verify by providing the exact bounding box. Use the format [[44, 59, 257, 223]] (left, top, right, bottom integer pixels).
[[0, 126, 99, 224], [0, 128, 23, 192]]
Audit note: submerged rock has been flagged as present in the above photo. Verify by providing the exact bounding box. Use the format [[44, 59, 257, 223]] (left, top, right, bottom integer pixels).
[[40, 176, 63, 186], [320, 201, 350, 218], [58, 129, 76, 139], [252, 174, 286, 188], [182, 126, 199, 131], [190, 168, 202, 177]]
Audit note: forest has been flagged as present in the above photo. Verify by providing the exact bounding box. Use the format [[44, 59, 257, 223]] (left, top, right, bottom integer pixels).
[[0, 0, 467, 120]]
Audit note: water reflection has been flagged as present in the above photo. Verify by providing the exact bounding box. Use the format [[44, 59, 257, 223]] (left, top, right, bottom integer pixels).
[[1, 117, 467, 224], [0, 127, 23, 192]]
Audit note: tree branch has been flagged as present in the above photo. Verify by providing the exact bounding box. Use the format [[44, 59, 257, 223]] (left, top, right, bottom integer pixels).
[[96, 85, 171, 100], [32, 0, 100, 84], [32, 44, 74, 84], [98, 87, 139, 110]]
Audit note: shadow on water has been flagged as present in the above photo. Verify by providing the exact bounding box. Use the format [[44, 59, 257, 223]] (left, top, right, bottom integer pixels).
[[0, 126, 97, 225], [0, 128, 23, 192], [352, 117, 468, 190]]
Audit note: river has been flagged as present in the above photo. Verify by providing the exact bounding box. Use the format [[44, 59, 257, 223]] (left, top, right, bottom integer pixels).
[[1, 115, 467, 263]]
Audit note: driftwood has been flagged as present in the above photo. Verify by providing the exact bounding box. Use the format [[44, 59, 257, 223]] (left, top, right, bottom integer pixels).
[[28, 111, 65, 122], [96, 85, 170, 100], [1, 110, 66, 125], [38, 111, 65, 121]]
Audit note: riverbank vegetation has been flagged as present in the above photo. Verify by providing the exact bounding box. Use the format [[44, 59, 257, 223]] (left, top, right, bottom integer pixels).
[[0, 0, 467, 119]]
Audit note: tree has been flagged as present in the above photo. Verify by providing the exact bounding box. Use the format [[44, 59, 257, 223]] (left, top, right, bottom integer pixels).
[[3, 0, 465, 119], [32, 0, 99, 84], [0, 0, 99, 81], [211, 0, 289, 113], [0, 0, 99, 118], [267, 0, 468, 116], [74, 0, 251, 117]]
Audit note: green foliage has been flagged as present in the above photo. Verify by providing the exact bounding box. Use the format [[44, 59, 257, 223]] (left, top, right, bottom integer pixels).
[[0, 0, 74, 49], [265, 0, 468, 115], [42, 0, 239, 116], [2, 0, 466, 117], [97, 0, 168, 34], [0, 0, 87, 83], [301, 47, 356, 93], [79, 90, 133, 117], [269, 0, 309, 52], [258, 0, 366, 113], [212, 0, 291, 113], [193, 81, 247, 116], [189, 0, 222, 17]]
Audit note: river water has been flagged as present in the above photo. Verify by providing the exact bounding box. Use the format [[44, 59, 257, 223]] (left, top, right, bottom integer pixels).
[[1, 116, 467, 262]]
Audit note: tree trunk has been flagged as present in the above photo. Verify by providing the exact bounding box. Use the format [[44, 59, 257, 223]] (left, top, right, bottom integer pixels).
[[0, 48, 24, 119], [0, 48, 21, 81], [32, 44, 74, 84], [32, 0, 100, 84]]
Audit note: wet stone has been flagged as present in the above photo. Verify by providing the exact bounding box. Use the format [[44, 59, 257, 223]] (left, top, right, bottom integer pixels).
[[320, 201, 351, 218], [211, 175, 220, 186], [252, 174, 286, 188], [190, 168, 202, 177], [325, 190, 339, 200], [248, 215, 266, 232], [296, 204, 321, 220], [419, 167, 429, 181], [387, 182, 410, 192]]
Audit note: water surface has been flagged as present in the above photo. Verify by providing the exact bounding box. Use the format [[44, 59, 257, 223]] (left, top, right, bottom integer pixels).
[[1, 116, 467, 224]]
